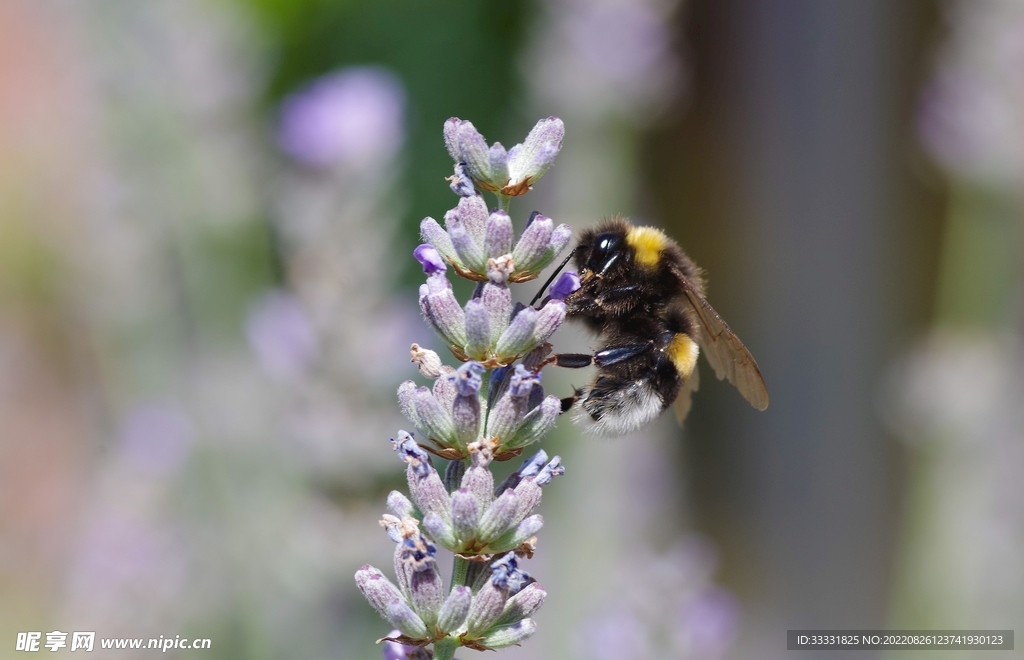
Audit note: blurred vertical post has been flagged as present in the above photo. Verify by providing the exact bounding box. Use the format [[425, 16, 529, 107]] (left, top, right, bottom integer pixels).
[[649, 0, 941, 655], [884, 0, 1024, 649]]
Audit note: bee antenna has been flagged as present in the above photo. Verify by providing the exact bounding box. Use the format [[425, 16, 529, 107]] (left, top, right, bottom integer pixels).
[[530, 246, 580, 307]]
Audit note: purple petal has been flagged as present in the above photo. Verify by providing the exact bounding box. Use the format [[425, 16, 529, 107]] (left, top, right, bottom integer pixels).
[[413, 244, 446, 275]]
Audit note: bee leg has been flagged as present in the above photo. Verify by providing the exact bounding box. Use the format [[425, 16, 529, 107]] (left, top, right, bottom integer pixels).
[[596, 284, 641, 304], [559, 387, 584, 413], [593, 342, 653, 366]]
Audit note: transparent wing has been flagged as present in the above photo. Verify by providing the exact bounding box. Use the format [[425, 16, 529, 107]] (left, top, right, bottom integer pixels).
[[679, 279, 769, 411]]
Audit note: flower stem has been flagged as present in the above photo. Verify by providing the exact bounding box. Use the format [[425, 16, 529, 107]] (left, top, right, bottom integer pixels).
[[451, 554, 470, 589], [496, 193, 511, 213], [433, 636, 459, 660]]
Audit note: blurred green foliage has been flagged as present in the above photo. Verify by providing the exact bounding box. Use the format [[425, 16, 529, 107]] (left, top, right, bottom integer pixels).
[[243, 0, 533, 285]]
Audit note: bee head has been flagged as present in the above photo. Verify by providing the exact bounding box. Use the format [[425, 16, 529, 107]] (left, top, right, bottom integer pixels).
[[583, 230, 628, 278]]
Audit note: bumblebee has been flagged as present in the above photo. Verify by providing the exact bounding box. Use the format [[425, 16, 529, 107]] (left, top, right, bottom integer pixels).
[[534, 217, 769, 435]]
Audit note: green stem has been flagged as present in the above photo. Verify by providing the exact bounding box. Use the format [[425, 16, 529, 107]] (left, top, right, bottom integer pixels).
[[433, 636, 459, 660], [451, 554, 470, 589], [495, 193, 511, 213]]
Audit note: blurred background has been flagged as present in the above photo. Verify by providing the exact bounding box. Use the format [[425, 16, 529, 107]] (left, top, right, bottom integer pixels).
[[0, 0, 1021, 658]]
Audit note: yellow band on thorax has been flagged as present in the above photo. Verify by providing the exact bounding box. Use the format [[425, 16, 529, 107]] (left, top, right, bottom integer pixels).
[[625, 226, 667, 268]]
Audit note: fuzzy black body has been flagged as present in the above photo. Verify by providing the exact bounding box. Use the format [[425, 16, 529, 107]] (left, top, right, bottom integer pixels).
[[557, 216, 768, 435]]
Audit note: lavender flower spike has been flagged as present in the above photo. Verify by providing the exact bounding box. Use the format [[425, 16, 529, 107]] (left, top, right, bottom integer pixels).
[[358, 117, 577, 660]]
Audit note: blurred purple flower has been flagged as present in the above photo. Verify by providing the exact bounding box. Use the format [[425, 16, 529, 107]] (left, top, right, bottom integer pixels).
[[69, 513, 188, 603], [277, 66, 406, 168], [119, 403, 194, 476], [568, 3, 671, 90], [578, 609, 650, 660], [675, 587, 739, 659], [245, 289, 317, 381]]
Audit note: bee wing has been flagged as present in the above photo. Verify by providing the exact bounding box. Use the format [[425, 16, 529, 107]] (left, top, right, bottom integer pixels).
[[672, 361, 700, 424], [679, 278, 769, 411]]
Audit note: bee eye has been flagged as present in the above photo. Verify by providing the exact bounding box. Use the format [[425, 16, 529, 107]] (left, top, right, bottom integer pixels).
[[588, 232, 624, 273]]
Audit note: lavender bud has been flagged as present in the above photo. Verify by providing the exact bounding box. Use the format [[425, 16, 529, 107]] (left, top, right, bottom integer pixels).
[[387, 491, 416, 519], [385, 599, 429, 639], [444, 459, 465, 494], [407, 564, 444, 626], [460, 465, 495, 510], [449, 363, 484, 447], [511, 215, 553, 273], [503, 396, 560, 450], [448, 219, 487, 275], [533, 300, 566, 345], [495, 450, 548, 495], [488, 142, 509, 188], [397, 382, 421, 427], [420, 217, 459, 265], [486, 514, 543, 554], [444, 118, 493, 190], [413, 388, 456, 447], [481, 282, 512, 345], [546, 224, 574, 262], [465, 581, 509, 638], [484, 211, 513, 258], [413, 244, 446, 275], [512, 479, 542, 519], [421, 512, 456, 549], [549, 270, 580, 301], [437, 585, 472, 634], [479, 619, 537, 649], [494, 306, 538, 359], [403, 454, 451, 524], [422, 283, 466, 348], [505, 117, 564, 190], [410, 344, 444, 379], [392, 539, 413, 600], [477, 489, 520, 544], [521, 344, 552, 371], [432, 369, 457, 411], [448, 161, 476, 197], [355, 565, 405, 620], [463, 299, 491, 360], [486, 366, 540, 445], [495, 583, 546, 627], [452, 395, 481, 449], [450, 488, 481, 547]]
